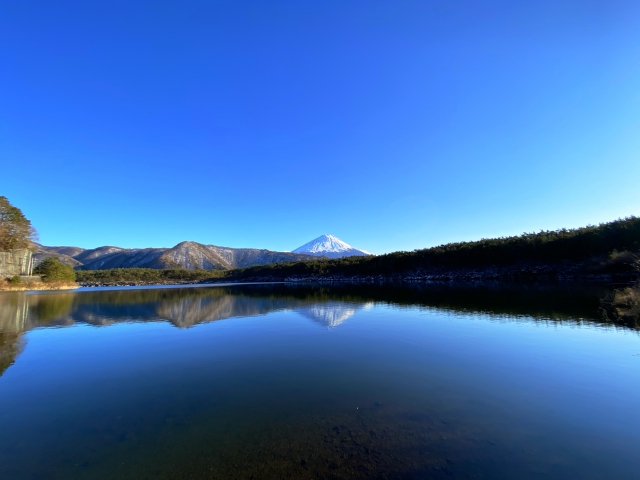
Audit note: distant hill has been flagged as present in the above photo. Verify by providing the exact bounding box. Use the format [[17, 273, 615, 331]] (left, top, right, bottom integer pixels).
[[33, 245, 84, 268], [293, 234, 372, 258], [34, 241, 318, 271]]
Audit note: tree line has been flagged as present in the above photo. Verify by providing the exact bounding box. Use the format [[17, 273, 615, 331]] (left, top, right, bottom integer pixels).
[[76, 217, 640, 284], [225, 216, 640, 280], [76, 268, 225, 284], [2, 194, 638, 284]]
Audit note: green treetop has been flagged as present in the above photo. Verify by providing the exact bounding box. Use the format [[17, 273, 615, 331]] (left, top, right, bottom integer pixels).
[[34, 257, 76, 283], [0, 196, 38, 251]]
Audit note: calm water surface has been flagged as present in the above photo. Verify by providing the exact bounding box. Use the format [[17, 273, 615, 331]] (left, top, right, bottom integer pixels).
[[0, 282, 639, 479]]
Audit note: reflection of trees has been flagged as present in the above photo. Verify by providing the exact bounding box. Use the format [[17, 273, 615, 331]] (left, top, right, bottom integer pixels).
[[0, 294, 30, 334], [600, 284, 640, 329], [0, 332, 25, 377], [215, 282, 640, 330], [0, 294, 27, 376], [0, 281, 638, 377], [0, 293, 75, 333], [1, 282, 639, 334], [32, 294, 75, 325], [0, 293, 75, 376]]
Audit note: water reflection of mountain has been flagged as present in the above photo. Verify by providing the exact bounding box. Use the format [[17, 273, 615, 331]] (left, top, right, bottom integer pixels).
[[1, 282, 637, 335], [0, 287, 356, 335], [1, 282, 638, 377], [69, 292, 327, 328], [296, 302, 373, 327]]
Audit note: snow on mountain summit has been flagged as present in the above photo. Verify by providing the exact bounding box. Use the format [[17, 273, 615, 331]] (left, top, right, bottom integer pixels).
[[292, 234, 372, 258], [294, 234, 351, 254]]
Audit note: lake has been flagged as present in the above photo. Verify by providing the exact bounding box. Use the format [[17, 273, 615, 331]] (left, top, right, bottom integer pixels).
[[1, 282, 639, 479]]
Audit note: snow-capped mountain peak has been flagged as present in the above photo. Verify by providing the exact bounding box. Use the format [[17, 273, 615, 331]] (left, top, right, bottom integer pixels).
[[292, 234, 372, 258], [295, 234, 351, 254]]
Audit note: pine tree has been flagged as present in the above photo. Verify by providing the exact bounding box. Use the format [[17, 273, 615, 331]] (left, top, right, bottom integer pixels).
[[0, 196, 38, 251], [34, 257, 76, 282]]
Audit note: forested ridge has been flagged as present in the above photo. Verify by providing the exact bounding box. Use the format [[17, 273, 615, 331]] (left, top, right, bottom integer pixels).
[[77, 217, 640, 284], [224, 216, 639, 280], [76, 268, 225, 284]]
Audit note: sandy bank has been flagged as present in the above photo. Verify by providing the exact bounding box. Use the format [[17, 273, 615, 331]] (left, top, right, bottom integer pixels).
[[0, 281, 79, 292]]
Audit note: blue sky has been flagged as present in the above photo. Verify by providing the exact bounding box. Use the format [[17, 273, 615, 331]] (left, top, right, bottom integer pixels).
[[1, 1, 639, 254]]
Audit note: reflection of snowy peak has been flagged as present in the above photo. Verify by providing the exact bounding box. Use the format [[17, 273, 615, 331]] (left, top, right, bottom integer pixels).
[[292, 234, 371, 259], [296, 302, 365, 327]]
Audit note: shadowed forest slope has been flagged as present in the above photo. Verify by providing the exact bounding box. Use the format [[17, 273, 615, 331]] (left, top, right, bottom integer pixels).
[[224, 217, 640, 281]]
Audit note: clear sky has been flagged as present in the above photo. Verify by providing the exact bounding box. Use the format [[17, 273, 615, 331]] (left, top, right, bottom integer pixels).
[[1, 1, 639, 254]]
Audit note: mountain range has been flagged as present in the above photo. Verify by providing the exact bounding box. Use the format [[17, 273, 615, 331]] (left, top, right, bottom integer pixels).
[[34, 235, 371, 271]]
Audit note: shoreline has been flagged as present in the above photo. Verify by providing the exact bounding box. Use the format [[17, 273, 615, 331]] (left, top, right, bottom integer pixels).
[[215, 262, 639, 285], [0, 281, 79, 292], [75, 272, 639, 288]]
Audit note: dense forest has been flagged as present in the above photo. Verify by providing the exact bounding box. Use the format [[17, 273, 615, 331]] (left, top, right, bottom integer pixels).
[[77, 217, 640, 284], [219, 216, 639, 281], [76, 268, 225, 284]]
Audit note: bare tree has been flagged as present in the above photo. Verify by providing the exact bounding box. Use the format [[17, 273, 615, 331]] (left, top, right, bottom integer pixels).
[[0, 196, 38, 251]]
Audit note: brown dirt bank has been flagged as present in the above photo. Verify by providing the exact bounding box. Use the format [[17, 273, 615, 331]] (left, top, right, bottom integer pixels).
[[0, 280, 79, 291]]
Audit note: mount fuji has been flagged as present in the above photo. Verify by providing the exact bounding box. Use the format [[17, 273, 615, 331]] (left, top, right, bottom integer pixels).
[[292, 234, 372, 259]]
